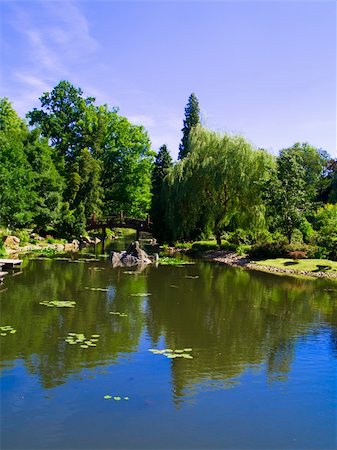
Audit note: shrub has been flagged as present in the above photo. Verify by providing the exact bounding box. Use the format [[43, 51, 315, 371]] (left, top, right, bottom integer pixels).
[[290, 228, 303, 244], [249, 242, 288, 260], [287, 251, 307, 260], [174, 242, 192, 249], [191, 241, 219, 251], [229, 229, 251, 245], [299, 219, 315, 242], [0, 241, 6, 257], [236, 244, 252, 256], [105, 228, 115, 239], [220, 241, 236, 251], [13, 229, 30, 246]]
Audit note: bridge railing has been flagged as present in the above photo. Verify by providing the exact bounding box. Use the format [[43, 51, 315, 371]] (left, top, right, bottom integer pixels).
[[86, 214, 152, 231]]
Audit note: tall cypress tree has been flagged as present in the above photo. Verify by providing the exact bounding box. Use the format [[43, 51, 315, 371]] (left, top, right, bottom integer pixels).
[[178, 93, 200, 160], [150, 145, 173, 242]]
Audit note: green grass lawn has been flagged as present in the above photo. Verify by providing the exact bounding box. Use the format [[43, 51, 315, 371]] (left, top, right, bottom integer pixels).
[[252, 258, 337, 273]]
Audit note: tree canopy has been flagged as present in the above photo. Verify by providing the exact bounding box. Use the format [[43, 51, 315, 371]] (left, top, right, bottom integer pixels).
[[165, 126, 273, 244], [178, 93, 200, 160], [0, 82, 335, 257]]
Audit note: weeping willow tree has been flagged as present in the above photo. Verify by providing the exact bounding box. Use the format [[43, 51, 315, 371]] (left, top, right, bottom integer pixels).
[[164, 126, 274, 245]]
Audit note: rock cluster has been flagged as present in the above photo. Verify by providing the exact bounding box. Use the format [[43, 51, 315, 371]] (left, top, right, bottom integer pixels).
[[110, 241, 152, 267]]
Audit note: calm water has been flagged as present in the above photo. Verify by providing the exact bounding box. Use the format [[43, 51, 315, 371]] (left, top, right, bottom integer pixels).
[[1, 247, 336, 449]]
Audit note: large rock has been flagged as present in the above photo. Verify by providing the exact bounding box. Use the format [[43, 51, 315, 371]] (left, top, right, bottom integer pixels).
[[125, 241, 151, 263], [3, 236, 20, 249], [110, 241, 152, 267]]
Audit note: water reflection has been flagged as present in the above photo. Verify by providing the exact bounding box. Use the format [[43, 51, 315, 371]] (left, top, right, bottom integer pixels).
[[0, 256, 336, 399]]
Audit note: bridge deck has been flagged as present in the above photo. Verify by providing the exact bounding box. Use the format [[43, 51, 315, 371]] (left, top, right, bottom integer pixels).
[[86, 216, 152, 233]]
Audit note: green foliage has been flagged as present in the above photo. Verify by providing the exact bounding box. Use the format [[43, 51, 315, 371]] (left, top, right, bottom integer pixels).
[[24, 129, 63, 228], [159, 256, 194, 265], [54, 202, 86, 240], [27, 80, 96, 164], [100, 112, 154, 217], [0, 240, 6, 257], [290, 229, 303, 244], [151, 145, 173, 243], [12, 229, 30, 246], [191, 241, 219, 251], [173, 242, 193, 250], [178, 93, 200, 160], [0, 84, 335, 259], [311, 204, 337, 260], [264, 147, 309, 242], [165, 126, 272, 244], [317, 158, 337, 203], [0, 98, 35, 226]]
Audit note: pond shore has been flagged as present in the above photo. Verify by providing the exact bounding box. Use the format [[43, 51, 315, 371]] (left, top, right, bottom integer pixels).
[[4, 241, 79, 255], [196, 250, 337, 280]]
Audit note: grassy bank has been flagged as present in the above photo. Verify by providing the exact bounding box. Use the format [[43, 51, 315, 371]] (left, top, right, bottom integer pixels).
[[251, 258, 337, 274]]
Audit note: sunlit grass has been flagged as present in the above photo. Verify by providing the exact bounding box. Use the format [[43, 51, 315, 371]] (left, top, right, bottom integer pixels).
[[252, 258, 337, 273]]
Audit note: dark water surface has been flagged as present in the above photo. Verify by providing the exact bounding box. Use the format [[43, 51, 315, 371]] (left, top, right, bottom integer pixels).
[[1, 249, 336, 449]]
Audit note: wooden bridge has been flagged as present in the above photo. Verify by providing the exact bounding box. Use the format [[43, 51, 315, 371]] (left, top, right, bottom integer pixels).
[[86, 213, 153, 244]]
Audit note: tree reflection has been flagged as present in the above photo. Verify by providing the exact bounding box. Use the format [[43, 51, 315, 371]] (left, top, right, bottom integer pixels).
[[0, 257, 335, 400]]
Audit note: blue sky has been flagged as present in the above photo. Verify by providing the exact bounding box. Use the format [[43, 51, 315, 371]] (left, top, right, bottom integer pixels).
[[1, 0, 336, 159]]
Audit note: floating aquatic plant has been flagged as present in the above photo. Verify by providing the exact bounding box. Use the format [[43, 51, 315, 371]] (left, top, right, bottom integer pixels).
[[104, 395, 129, 401], [148, 348, 193, 360], [64, 332, 100, 348], [84, 287, 109, 292], [130, 293, 152, 297], [185, 275, 199, 279], [0, 325, 16, 336], [159, 257, 195, 266], [109, 311, 127, 317], [39, 300, 76, 308]]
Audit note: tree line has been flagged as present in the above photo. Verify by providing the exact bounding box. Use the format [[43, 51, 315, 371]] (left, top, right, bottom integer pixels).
[[1, 82, 336, 258]]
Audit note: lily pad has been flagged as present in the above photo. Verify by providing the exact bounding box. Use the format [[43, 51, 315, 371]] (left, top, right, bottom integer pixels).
[[40, 300, 76, 308], [84, 287, 109, 292], [1, 333, 7, 336], [130, 293, 152, 297], [91, 334, 100, 338], [124, 397, 129, 400], [182, 354, 193, 359], [80, 345, 89, 349], [104, 395, 112, 399], [114, 396, 121, 401]]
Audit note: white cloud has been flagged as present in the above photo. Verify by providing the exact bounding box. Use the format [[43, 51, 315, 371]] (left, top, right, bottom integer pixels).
[[128, 115, 155, 128], [2, 0, 100, 115]]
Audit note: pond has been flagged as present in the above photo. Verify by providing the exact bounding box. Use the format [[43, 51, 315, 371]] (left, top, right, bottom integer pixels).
[[1, 246, 336, 449]]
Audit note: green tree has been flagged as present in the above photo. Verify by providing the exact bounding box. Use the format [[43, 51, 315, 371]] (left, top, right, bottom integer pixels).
[[318, 158, 337, 204], [24, 129, 63, 230], [27, 81, 105, 224], [165, 126, 272, 245], [286, 143, 329, 202], [27, 80, 96, 165], [265, 148, 308, 243], [100, 112, 154, 217], [0, 98, 34, 226], [178, 93, 200, 160], [150, 145, 173, 242]]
